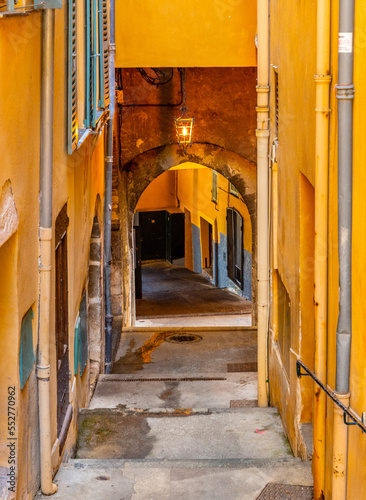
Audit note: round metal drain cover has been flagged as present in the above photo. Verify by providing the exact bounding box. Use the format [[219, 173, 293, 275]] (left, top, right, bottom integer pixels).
[[165, 333, 203, 344]]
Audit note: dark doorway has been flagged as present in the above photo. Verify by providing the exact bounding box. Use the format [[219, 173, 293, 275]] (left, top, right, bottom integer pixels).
[[200, 217, 213, 276], [55, 203, 71, 447], [139, 211, 169, 261], [139, 210, 185, 263], [227, 207, 244, 289]]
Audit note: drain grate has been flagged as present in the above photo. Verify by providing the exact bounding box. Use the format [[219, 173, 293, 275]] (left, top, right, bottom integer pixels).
[[257, 483, 313, 499], [228, 362, 258, 372], [164, 333, 203, 344], [102, 377, 226, 382]]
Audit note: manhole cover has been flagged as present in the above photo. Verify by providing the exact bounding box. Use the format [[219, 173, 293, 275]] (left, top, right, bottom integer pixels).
[[257, 483, 313, 499], [164, 334, 203, 344]]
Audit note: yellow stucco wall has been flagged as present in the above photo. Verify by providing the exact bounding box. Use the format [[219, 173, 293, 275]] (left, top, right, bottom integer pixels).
[[346, 2, 366, 495], [268, 0, 317, 459], [327, 2, 366, 498], [176, 167, 252, 252], [115, 0, 257, 68], [270, 0, 366, 496], [0, 4, 106, 498], [136, 170, 177, 211]]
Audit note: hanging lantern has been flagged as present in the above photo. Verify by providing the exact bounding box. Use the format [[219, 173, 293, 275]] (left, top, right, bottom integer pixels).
[[175, 69, 194, 151]]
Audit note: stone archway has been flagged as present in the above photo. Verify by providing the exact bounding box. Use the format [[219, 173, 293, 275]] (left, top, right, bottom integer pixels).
[[118, 143, 256, 327]]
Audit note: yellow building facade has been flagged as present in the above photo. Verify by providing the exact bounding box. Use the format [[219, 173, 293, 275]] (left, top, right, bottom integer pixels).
[[0, 0, 109, 497], [267, 0, 366, 498], [5, 0, 366, 497]]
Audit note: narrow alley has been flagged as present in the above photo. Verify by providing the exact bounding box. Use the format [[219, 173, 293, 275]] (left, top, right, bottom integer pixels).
[[2, 0, 366, 497]]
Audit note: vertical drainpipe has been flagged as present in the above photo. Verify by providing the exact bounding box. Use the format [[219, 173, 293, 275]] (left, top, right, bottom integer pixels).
[[256, 0, 270, 407], [104, 0, 115, 374], [38, 8, 58, 495], [313, 0, 331, 498], [332, 1, 355, 498]]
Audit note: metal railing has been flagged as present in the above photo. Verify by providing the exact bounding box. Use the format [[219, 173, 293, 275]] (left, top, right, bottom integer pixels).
[[296, 359, 366, 433]]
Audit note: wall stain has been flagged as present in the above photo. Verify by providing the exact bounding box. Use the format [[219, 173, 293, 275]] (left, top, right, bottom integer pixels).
[[113, 332, 174, 373]]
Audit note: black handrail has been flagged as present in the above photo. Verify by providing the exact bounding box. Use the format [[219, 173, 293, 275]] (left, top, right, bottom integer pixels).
[[296, 359, 366, 434]]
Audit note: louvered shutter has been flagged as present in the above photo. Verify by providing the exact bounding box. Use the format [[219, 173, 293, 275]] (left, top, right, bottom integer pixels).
[[98, 0, 110, 108], [68, 0, 78, 154], [91, 0, 98, 127], [84, 0, 92, 128]]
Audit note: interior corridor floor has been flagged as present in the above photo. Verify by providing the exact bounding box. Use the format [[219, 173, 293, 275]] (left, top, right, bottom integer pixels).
[[136, 261, 252, 328]]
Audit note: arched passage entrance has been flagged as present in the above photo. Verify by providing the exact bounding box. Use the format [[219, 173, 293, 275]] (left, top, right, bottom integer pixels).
[[117, 143, 256, 327]]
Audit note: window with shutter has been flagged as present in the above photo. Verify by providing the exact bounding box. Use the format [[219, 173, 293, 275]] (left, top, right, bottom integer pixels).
[[68, 0, 109, 152], [84, 0, 92, 129], [68, 0, 78, 154], [99, 0, 110, 108], [91, 0, 99, 128]]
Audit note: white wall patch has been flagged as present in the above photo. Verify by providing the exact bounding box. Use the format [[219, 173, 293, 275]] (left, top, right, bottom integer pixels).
[[0, 180, 19, 247]]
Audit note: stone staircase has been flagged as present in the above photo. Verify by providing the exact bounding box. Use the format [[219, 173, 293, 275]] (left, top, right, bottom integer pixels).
[[36, 327, 313, 499], [36, 393, 312, 498]]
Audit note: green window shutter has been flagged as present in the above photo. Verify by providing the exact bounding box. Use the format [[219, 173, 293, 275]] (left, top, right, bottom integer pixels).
[[74, 293, 88, 376], [91, 0, 99, 127], [20, 308, 35, 389], [98, 0, 110, 108], [74, 316, 81, 375], [68, 0, 78, 154], [79, 292, 88, 376], [84, 0, 92, 129]]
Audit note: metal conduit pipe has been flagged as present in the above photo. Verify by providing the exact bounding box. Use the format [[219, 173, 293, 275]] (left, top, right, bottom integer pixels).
[[104, 0, 115, 374], [37, 8, 58, 495], [256, 0, 270, 408], [332, 0, 355, 497], [313, 1, 331, 498]]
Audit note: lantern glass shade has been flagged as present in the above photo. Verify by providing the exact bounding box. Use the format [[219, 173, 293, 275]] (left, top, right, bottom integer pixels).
[[175, 114, 194, 150]]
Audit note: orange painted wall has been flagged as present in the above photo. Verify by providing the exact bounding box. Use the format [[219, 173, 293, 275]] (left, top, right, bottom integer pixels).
[[116, 0, 257, 68]]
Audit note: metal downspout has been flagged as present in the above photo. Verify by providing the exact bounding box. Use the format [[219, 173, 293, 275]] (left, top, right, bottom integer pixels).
[[256, 0, 270, 407], [313, 1, 331, 498], [104, 0, 115, 374], [332, 0, 355, 497], [37, 8, 58, 495]]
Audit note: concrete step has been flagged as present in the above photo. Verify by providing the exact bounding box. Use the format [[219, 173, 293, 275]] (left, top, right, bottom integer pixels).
[[89, 373, 258, 410], [77, 407, 293, 461], [36, 457, 312, 500]]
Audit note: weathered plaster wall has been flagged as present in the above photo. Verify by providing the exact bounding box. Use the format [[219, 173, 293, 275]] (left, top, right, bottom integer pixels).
[[326, 3, 366, 498], [268, 0, 317, 460], [176, 167, 252, 299], [0, 5, 106, 498], [118, 67, 257, 167], [269, 1, 366, 496]]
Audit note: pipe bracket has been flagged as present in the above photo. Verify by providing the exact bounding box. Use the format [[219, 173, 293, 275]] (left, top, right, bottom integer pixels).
[[336, 84, 355, 100], [314, 74, 332, 83], [37, 364, 51, 380], [39, 264, 52, 271], [256, 129, 270, 138], [256, 85, 270, 93]]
